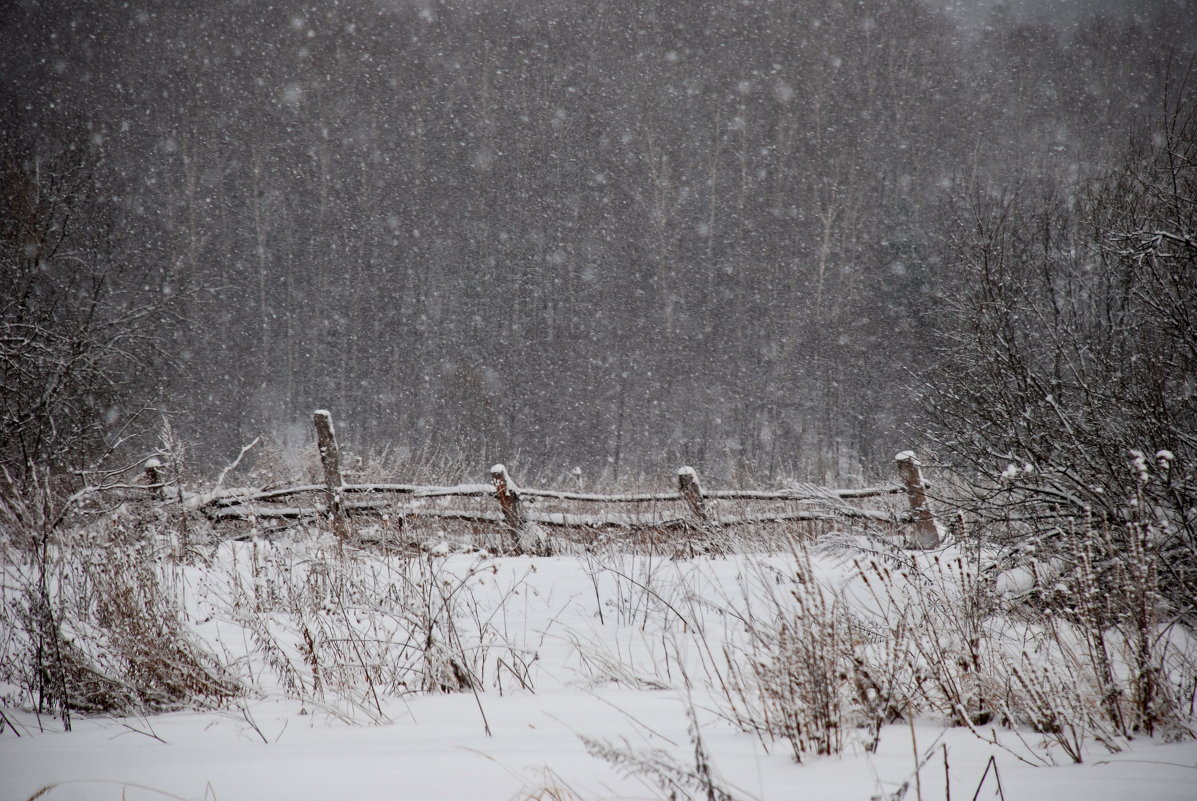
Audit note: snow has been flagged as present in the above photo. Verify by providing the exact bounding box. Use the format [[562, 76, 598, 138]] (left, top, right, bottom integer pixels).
[[6, 697, 1195, 801], [1132, 450, 1151, 483], [894, 450, 917, 463], [3, 546, 1195, 801], [994, 565, 1036, 597], [423, 539, 450, 556]]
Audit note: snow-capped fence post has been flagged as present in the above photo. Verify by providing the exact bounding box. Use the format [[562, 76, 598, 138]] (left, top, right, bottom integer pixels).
[[490, 463, 525, 553], [677, 466, 709, 526], [313, 410, 351, 543], [895, 450, 940, 549], [144, 456, 166, 500]]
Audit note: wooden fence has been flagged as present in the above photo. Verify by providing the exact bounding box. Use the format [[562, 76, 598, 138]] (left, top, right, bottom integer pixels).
[[149, 411, 942, 551]]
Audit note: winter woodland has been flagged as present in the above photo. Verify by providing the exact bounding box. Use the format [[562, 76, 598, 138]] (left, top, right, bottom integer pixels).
[[2, 1, 1196, 799]]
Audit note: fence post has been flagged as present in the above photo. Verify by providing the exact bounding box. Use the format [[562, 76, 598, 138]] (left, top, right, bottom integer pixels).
[[895, 450, 940, 549], [677, 466, 709, 526], [313, 410, 351, 543], [144, 456, 166, 500], [490, 463, 525, 553]]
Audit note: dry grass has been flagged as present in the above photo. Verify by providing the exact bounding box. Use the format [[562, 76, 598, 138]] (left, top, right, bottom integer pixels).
[[1, 511, 240, 724], [1, 462, 1193, 781]]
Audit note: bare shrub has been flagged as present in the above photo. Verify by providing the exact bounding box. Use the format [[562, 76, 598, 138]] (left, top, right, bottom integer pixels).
[[921, 84, 1196, 639], [0, 135, 182, 492], [1023, 515, 1195, 741], [706, 527, 1196, 765], [716, 546, 856, 761], [1, 512, 241, 721], [213, 537, 537, 724], [1002, 650, 1116, 763]]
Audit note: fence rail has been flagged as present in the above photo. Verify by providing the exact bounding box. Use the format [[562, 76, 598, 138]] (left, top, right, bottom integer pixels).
[[131, 411, 942, 551]]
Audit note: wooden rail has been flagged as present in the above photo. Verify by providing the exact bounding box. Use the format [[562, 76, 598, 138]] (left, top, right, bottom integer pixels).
[[143, 411, 942, 551]]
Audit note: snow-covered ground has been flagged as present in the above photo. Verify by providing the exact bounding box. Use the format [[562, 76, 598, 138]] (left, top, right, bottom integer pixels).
[[6, 689, 1197, 801], [3, 541, 1195, 801]]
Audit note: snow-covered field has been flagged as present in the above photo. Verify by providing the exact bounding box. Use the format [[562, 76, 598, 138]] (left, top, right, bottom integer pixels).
[[3, 536, 1196, 801]]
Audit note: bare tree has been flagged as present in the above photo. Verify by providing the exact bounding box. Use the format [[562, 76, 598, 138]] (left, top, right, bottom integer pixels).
[[922, 84, 1197, 626], [0, 135, 179, 489]]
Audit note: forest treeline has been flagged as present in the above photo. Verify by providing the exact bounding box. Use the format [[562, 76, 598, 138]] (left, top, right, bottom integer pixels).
[[2, 0, 1193, 484]]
